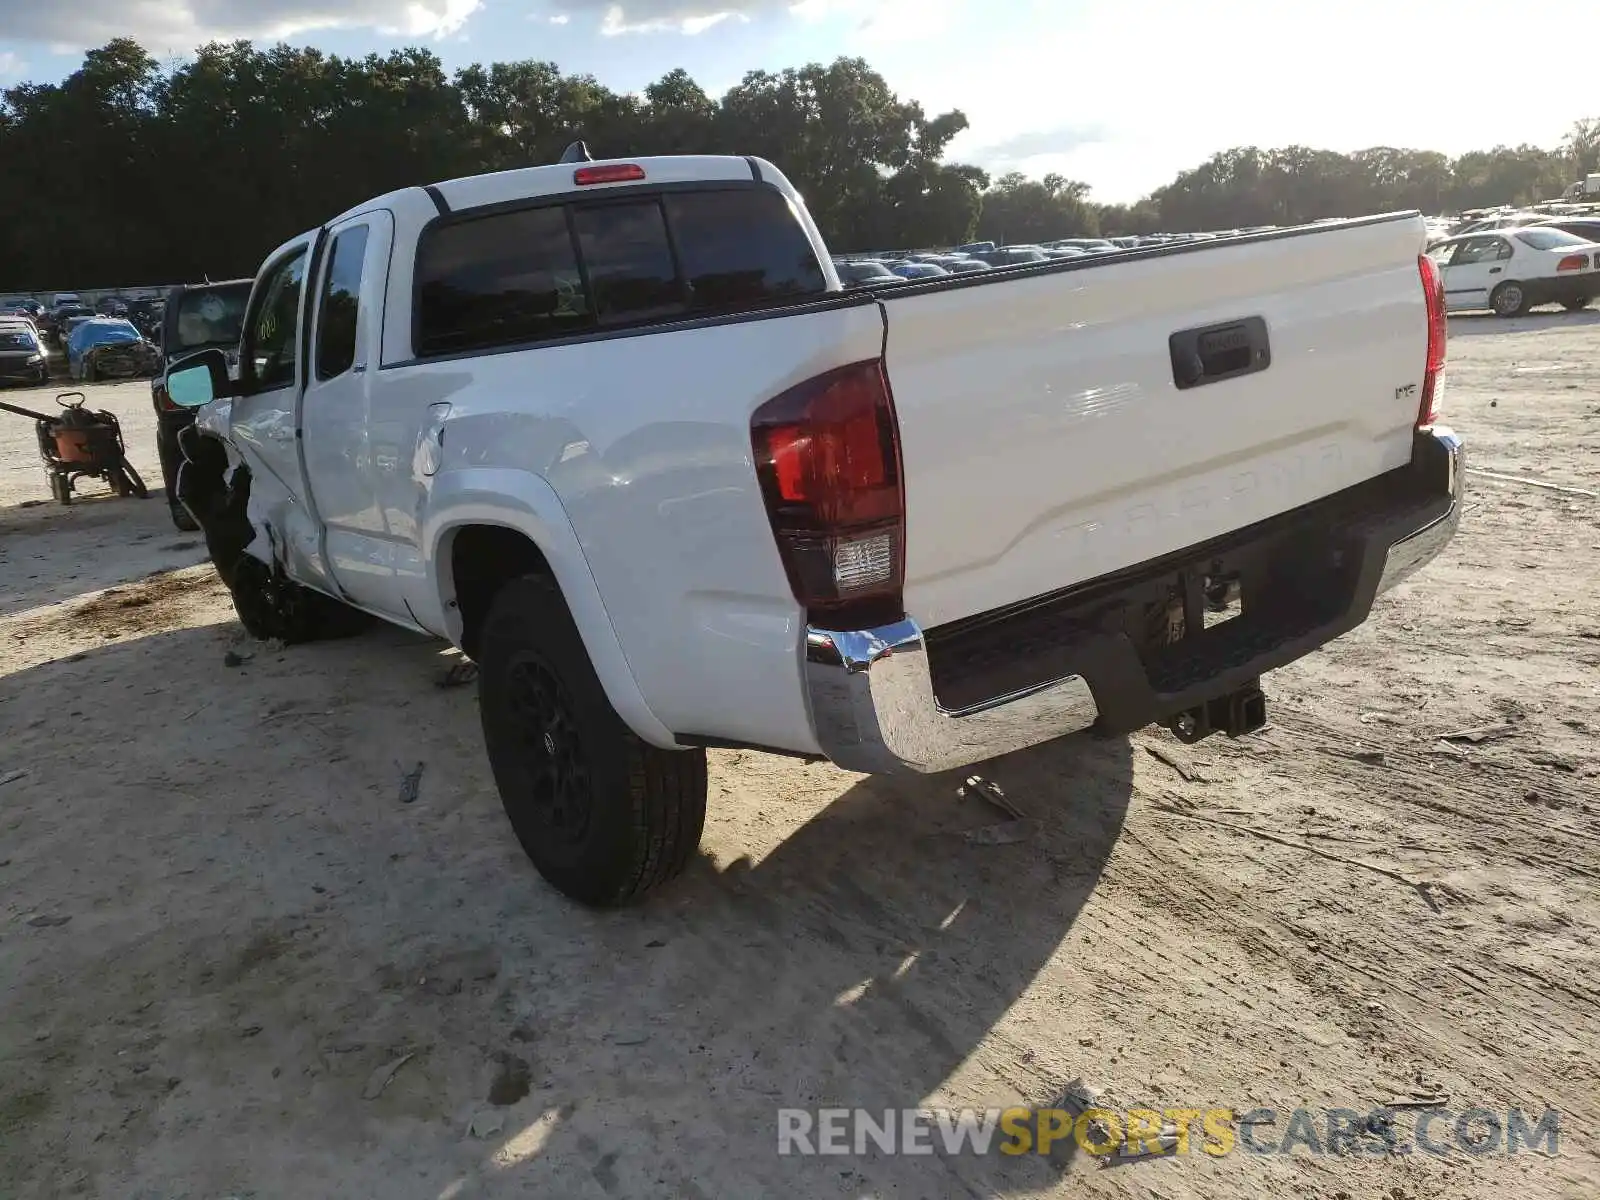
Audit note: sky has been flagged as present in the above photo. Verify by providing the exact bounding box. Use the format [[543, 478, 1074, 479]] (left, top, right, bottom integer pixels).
[[0, 0, 1592, 203]]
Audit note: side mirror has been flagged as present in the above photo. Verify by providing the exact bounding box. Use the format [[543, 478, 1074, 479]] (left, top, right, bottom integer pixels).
[[165, 347, 236, 408]]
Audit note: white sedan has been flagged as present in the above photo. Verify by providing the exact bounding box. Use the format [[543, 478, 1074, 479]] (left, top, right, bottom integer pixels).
[[1426, 227, 1600, 316]]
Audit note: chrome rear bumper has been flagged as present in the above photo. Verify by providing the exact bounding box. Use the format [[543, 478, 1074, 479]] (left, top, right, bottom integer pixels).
[[805, 426, 1462, 775]]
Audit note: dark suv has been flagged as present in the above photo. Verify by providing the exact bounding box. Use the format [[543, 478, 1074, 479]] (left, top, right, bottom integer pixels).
[[152, 280, 250, 530]]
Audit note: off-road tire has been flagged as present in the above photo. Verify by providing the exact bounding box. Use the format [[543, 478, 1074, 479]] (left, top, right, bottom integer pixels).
[[1490, 281, 1529, 318], [228, 555, 371, 644], [478, 573, 707, 907], [169, 502, 200, 532]]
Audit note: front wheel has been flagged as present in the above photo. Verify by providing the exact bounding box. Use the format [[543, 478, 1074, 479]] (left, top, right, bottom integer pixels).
[[1490, 281, 1529, 318], [1562, 296, 1590, 312], [478, 573, 707, 907], [227, 554, 371, 643]]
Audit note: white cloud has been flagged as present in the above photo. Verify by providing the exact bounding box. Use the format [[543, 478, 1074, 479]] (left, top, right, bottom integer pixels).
[[789, 0, 947, 39], [0, 0, 481, 50], [544, 0, 931, 38], [0, 51, 28, 81], [548, 11, 571, 21], [596, 3, 743, 34]]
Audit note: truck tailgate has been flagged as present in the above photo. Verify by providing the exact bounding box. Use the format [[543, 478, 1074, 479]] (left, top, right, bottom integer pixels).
[[880, 214, 1431, 627]]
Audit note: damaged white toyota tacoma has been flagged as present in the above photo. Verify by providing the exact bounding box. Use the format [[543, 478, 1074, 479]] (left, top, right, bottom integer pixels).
[[165, 149, 1462, 906]]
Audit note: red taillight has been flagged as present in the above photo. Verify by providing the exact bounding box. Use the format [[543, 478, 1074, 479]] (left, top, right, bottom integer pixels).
[[1556, 253, 1589, 272], [573, 163, 645, 186], [1418, 253, 1447, 428], [751, 360, 905, 630]]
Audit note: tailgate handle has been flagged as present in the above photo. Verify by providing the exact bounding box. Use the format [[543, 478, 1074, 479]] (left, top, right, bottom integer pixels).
[[1170, 317, 1271, 390]]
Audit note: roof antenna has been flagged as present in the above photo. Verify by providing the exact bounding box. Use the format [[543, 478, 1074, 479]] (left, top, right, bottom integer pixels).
[[558, 139, 593, 164]]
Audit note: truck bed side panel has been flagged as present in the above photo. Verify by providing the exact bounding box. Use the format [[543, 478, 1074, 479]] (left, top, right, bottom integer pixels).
[[881, 216, 1430, 627], [425, 299, 885, 754]]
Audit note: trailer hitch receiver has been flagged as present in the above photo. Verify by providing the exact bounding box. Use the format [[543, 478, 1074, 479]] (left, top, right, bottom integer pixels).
[[1167, 680, 1267, 744]]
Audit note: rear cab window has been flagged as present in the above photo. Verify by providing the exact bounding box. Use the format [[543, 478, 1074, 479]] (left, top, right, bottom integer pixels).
[[170, 287, 248, 355], [1514, 228, 1588, 252], [414, 186, 826, 358]]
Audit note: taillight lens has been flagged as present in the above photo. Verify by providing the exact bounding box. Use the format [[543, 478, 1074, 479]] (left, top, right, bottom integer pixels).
[[1555, 253, 1589, 272], [573, 163, 645, 186], [1417, 253, 1447, 428], [751, 359, 905, 630]]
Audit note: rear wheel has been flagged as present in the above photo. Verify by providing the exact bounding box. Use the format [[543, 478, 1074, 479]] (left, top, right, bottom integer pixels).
[[477, 573, 707, 907], [1490, 281, 1529, 318], [1562, 296, 1590, 312]]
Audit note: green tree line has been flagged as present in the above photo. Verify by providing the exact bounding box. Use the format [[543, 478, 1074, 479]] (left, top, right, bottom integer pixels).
[[2, 39, 1596, 288]]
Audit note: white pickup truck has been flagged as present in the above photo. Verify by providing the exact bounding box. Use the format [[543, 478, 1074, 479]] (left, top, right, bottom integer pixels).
[[165, 150, 1462, 906]]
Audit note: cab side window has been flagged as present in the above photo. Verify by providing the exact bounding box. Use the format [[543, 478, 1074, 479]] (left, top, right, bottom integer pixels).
[[315, 226, 370, 381], [245, 249, 308, 391]]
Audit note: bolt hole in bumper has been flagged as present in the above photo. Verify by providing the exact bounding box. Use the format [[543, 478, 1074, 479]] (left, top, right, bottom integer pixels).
[[805, 427, 1462, 774]]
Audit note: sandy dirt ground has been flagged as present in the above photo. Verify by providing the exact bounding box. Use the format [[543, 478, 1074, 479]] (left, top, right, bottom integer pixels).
[[2, 315, 1598, 1200]]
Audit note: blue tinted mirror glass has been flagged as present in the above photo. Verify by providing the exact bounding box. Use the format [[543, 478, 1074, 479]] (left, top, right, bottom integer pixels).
[[167, 363, 215, 408]]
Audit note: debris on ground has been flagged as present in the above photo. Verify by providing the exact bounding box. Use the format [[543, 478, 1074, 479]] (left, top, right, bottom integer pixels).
[[1438, 721, 1517, 744], [397, 761, 425, 805], [26, 914, 71, 928], [0, 769, 28, 788], [961, 819, 1038, 847], [436, 661, 479, 688], [362, 1051, 416, 1100], [1465, 467, 1598, 499], [959, 774, 1027, 819], [1143, 742, 1206, 782], [467, 1111, 506, 1139], [223, 650, 250, 668]]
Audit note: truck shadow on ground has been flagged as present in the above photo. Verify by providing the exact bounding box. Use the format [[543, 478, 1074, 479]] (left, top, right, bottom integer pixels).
[[0, 612, 1132, 1199]]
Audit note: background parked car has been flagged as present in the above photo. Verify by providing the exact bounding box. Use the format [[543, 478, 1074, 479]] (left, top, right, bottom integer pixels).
[[0, 296, 44, 320], [67, 316, 158, 381], [887, 261, 949, 279], [152, 279, 250, 530], [0, 321, 49, 386], [1426, 228, 1600, 315], [833, 260, 901, 289], [44, 304, 95, 345], [968, 246, 1049, 266], [1531, 217, 1600, 243]]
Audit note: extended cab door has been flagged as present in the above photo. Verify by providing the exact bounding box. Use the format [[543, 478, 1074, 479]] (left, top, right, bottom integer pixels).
[[301, 212, 398, 615], [229, 235, 340, 595], [1441, 235, 1512, 311]]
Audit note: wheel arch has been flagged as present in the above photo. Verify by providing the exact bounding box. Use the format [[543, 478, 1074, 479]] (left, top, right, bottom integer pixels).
[[425, 469, 678, 749]]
